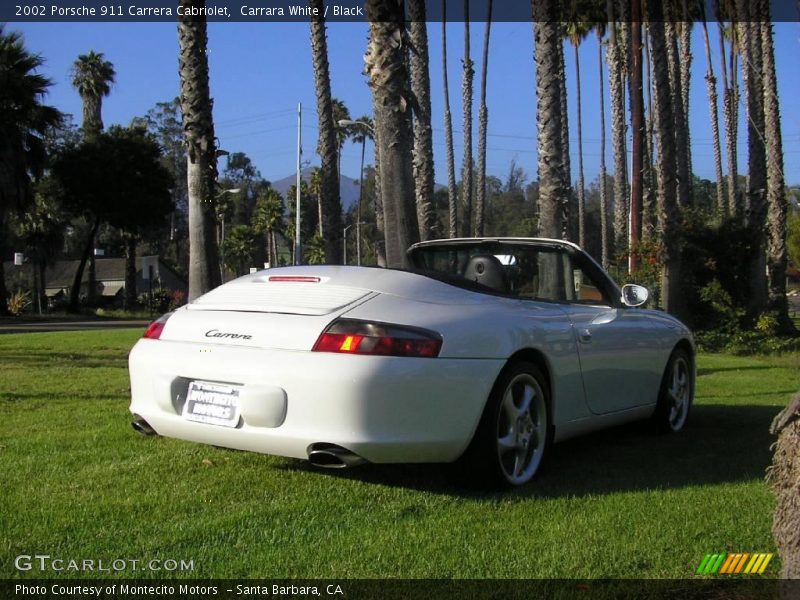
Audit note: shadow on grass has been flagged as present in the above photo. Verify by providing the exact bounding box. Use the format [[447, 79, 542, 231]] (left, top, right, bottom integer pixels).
[[277, 404, 782, 500], [697, 364, 775, 376], [0, 351, 126, 369]]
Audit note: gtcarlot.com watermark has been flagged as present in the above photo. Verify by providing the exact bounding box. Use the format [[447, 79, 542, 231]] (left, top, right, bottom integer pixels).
[[14, 554, 195, 573]]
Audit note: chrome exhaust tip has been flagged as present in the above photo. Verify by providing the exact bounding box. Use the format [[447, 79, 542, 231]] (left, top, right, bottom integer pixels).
[[131, 415, 157, 436], [307, 443, 367, 469]]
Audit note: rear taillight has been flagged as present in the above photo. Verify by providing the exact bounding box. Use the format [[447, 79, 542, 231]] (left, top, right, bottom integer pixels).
[[143, 312, 173, 340], [312, 319, 442, 358]]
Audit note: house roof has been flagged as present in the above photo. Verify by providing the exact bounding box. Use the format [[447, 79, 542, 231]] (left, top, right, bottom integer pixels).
[[38, 256, 184, 288]]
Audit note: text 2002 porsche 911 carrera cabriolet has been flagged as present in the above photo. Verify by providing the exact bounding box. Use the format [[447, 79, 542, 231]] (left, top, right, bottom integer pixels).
[[129, 238, 695, 487]]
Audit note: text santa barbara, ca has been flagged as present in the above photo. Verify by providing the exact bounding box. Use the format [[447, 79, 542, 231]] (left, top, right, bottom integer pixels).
[[9, 2, 366, 22]]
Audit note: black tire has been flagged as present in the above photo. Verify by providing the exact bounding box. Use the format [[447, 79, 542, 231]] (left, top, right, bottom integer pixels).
[[458, 360, 552, 489], [652, 348, 694, 433]]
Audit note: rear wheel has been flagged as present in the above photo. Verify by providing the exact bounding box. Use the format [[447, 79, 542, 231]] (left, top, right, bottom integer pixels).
[[653, 348, 694, 433], [460, 361, 552, 488]]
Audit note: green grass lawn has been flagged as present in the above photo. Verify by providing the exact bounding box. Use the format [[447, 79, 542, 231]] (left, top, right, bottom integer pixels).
[[1, 329, 797, 579]]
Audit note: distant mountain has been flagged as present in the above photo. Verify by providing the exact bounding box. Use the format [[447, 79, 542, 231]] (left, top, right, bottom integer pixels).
[[270, 168, 362, 212], [270, 167, 445, 212]]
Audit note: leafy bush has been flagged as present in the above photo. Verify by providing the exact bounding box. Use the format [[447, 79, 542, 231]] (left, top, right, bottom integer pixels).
[[7, 290, 31, 316], [169, 289, 186, 311], [137, 289, 171, 313]]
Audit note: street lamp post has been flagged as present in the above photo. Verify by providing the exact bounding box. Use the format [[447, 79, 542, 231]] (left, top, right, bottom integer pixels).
[[338, 119, 373, 266], [343, 222, 365, 265], [216, 187, 240, 283]]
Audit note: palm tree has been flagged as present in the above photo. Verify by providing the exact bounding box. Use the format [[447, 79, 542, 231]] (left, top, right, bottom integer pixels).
[[664, 6, 691, 208], [700, 3, 726, 215], [364, 0, 419, 268], [737, 0, 768, 318], [310, 0, 343, 264], [460, 0, 475, 237], [629, 1, 645, 271], [597, 25, 610, 268], [647, 7, 682, 316], [607, 0, 628, 259], [251, 188, 284, 268], [350, 116, 374, 265], [408, 0, 437, 241], [565, 13, 590, 249], [71, 50, 115, 141], [716, 5, 740, 218], [331, 97, 351, 187], [71, 49, 115, 306], [759, 4, 792, 331], [533, 2, 567, 240], [474, 0, 492, 237], [0, 26, 62, 315], [177, 0, 221, 301], [442, 0, 458, 238], [557, 31, 572, 241]]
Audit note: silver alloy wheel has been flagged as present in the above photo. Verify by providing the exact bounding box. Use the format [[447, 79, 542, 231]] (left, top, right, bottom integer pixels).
[[667, 356, 691, 431], [496, 373, 547, 485]]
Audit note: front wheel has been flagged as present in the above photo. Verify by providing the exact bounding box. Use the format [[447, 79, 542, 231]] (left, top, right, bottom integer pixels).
[[460, 361, 552, 488], [652, 348, 694, 433]]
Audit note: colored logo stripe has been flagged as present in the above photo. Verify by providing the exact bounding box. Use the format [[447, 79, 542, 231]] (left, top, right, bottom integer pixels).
[[697, 553, 774, 575]]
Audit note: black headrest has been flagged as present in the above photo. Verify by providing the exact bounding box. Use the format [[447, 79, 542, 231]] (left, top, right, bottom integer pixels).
[[463, 254, 509, 294]]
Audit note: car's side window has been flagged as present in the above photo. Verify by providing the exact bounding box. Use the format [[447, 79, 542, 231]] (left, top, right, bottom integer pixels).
[[567, 258, 613, 306]]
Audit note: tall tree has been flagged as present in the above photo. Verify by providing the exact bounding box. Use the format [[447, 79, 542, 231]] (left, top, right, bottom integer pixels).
[[408, 0, 437, 241], [664, 5, 691, 208], [71, 50, 115, 305], [251, 188, 284, 268], [557, 31, 572, 241], [442, 0, 458, 238], [565, 10, 590, 248], [597, 25, 610, 267], [759, 1, 792, 331], [178, 0, 221, 301], [700, 4, 726, 215], [364, 0, 419, 267], [628, 3, 644, 270], [0, 26, 62, 315], [716, 8, 740, 218], [474, 0, 492, 237], [71, 50, 115, 141], [310, 0, 343, 263], [647, 7, 682, 317], [349, 116, 374, 264], [533, 1, 567, 239], [737, 0, 768, 318], [460, 0, 475, 237], [331, 97, 351, 188], [608, 0, 628, 259]]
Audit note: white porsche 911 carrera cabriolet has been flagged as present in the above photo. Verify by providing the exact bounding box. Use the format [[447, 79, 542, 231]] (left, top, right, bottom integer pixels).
[[129, 237, 694, 487]]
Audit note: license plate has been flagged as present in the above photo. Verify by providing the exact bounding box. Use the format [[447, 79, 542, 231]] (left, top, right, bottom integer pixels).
[[183, 380, 241, 427]]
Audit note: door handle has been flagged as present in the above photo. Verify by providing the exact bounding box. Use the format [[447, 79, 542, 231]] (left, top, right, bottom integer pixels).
[[578, 328, 592, 343]]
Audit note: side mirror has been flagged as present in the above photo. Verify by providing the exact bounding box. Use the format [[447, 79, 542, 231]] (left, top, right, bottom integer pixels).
[[621, 284, 649, 307]]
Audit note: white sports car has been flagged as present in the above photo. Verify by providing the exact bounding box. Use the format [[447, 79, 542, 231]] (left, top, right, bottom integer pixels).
[[129, 238, 694, 487]]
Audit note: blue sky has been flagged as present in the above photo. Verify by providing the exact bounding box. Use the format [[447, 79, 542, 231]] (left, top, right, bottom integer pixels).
[[9, 20, 800, 188]]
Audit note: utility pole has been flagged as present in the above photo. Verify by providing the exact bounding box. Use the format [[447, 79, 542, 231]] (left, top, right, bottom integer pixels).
[[295, 102, 302, 265]]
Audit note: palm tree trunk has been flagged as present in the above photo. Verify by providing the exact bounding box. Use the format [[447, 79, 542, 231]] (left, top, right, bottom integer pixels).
[[608, 1, 628, 260], [574, 41, 585, 249], [598, 30, 610, 268], [124, 235, 137, 310], [701, 9, 726, 215], [178, 0, 221, 301], [558, 37, 571, 241], [629, 12, 644, 271], [442, 3, 458, 239], [68, 216, 100, 312], [737, 1, 768, 319], [648, 11, 682, 317], [533, 2, 566, 240], [460, 0, 474, 237], [310, 0, 342, 263], [408, 0, 437, 241], [679, 11, 694, 202], [718, 19, 739, 219], [664, 7, 691, 208], [642, 27, 658, 241], [365, 1, 418, 268], [759, 5, 792, 331], [474, 0, 492, 238]]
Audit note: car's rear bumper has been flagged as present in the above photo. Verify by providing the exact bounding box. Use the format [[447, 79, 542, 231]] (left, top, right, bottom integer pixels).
[[128, 339, 503, 463]]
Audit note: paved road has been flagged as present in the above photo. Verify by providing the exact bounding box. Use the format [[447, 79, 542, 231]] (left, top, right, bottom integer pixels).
[[0, 319, 150, 335]]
